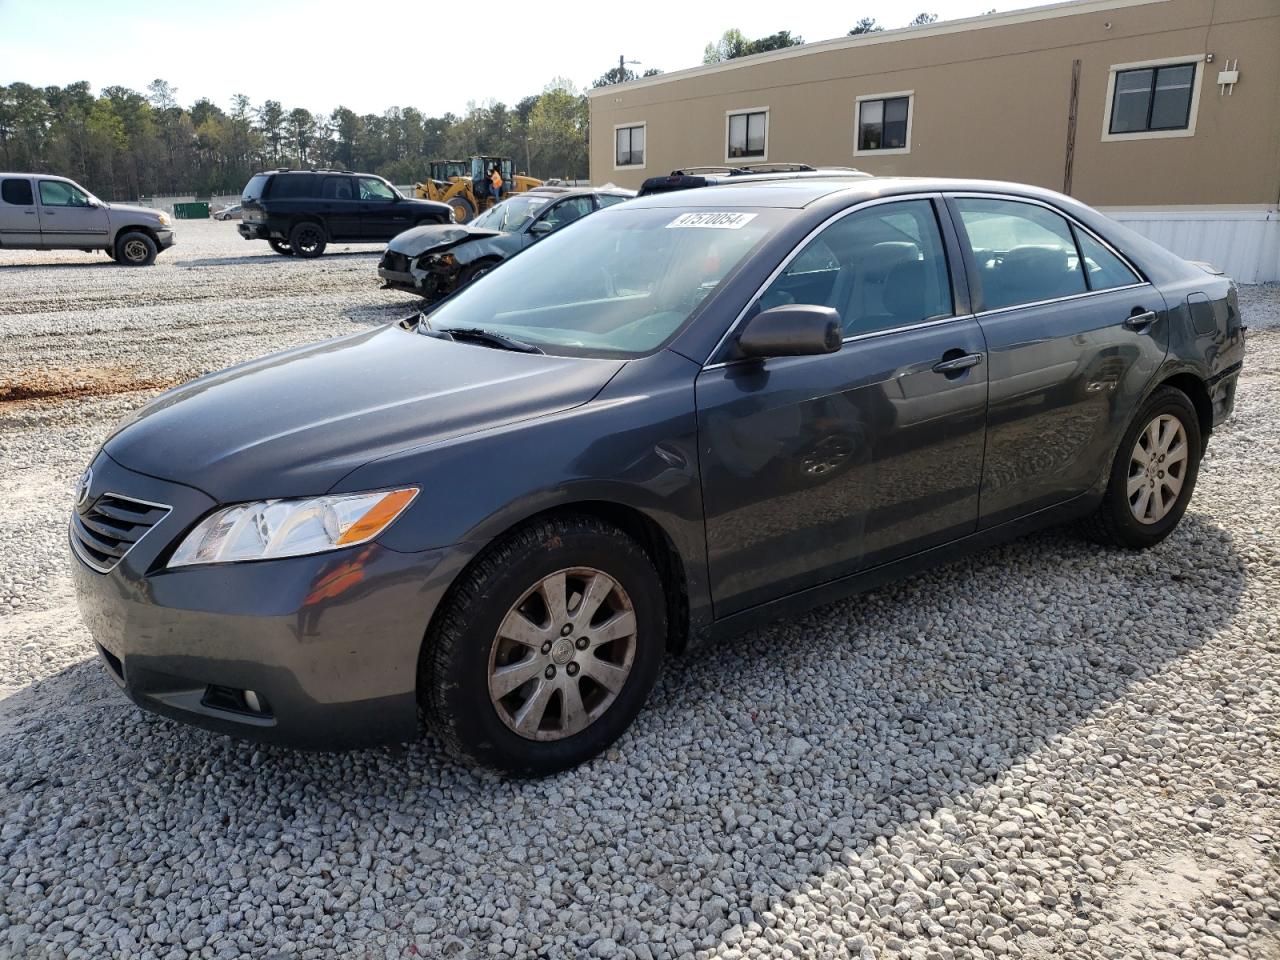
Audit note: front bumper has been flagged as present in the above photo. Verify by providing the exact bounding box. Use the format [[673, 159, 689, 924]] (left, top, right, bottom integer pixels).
[[378, 250, 457, 300], [156, 228, 176, 250], [70, 451, 455, 750]]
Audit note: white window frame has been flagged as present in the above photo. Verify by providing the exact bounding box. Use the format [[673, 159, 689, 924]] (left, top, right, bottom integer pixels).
[[613, 122, 647, 171], [725, 107, 769, 164], [854, 90, 914, 156], [1101, 54, 1205, 142]]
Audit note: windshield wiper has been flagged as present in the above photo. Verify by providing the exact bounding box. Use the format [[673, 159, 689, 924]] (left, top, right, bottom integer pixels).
[[436, 327, 544, 354]]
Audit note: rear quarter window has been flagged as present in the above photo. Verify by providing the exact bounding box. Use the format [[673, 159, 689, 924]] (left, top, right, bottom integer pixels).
[[267, 175, 318, 200]]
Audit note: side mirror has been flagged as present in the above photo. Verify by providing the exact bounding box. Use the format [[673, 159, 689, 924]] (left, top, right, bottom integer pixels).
[[735, 304, 843, 360], [87, 197, 101, 208], [529, 220, 554, 236]]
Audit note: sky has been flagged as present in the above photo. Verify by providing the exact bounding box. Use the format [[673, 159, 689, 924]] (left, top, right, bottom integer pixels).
[[0, 0, 1058, 117]]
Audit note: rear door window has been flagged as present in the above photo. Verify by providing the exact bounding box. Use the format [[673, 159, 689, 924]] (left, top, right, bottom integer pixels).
[[1073, 227, 1141, 291], [1, 178, 33, 205], [321, 177, 354, 200], [953, 197, 1087, 310]]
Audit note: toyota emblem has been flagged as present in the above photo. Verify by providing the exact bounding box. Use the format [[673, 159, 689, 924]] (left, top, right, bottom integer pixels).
[[76, 468, 93, 508]]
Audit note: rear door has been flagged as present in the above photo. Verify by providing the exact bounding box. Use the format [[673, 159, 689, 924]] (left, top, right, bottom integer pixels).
[[36, 179, 109, 248], [947, 194, 1168, 528], [695, 196, 989, 616], [0, 177, 41, 244], [318, 176, 361, 239]]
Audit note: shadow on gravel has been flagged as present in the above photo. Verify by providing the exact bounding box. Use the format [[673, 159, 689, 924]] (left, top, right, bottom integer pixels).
[[340, 298, 425, 326], [0, 515, 1245, 955], [0, 260, 116, 271], [182, 249, 384, 268]]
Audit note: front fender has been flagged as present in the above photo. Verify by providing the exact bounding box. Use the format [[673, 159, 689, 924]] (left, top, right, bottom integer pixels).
[[332, 349, 711, 629]]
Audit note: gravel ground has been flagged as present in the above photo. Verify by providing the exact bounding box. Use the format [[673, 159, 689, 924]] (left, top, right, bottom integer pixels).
[[0, 225, 1277, 960]]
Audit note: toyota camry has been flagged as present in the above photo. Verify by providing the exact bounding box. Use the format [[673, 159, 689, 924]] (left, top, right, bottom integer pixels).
[[71, 177, 1244, 774]]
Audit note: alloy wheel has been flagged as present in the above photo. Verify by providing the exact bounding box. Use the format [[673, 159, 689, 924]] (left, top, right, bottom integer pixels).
[[1127, 413, 1188, 524], [122, 239, 149, 263], [486, 567, 637, 741]]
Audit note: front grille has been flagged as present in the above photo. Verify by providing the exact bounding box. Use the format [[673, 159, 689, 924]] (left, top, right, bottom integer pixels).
[[381, 250, 410, 273], [71, 493, 171, 573]]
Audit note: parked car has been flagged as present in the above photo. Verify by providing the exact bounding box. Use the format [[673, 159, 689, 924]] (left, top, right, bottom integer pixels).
[[71, 177, 1244, 774], [639, 162, 870, 196], [213, 204, 242, 221], [379, 186, 635, 300], [0, 173, 174, 265], [237, 170, 452, 258]]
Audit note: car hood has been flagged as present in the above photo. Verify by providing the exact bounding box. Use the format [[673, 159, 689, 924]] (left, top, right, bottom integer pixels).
[[387, 223, 504, 256], [106, 202, 164, 220], [104, 325, 624, 504]]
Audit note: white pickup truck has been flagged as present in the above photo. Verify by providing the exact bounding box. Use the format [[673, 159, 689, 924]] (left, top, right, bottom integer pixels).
[[0, 173, 175, 265]]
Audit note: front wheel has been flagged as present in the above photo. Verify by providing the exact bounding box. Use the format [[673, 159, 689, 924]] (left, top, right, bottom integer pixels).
[[421, 516, 666, 775], [114, 231, 157, 266], [268, 238, 292, 256], [288, 221, 327, 258], [1084, 385, 1202, 549]]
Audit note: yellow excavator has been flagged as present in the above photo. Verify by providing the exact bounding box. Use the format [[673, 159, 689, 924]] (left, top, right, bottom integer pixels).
[[413, 156, 542, 223]]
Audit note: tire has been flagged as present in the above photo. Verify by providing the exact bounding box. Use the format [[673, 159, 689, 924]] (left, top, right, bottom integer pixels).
[[288, 221, 327, 258], [268, 238, 293, 256], [114, 231, 157, 266], [448, 196, 474, 224], [458, 261, 496, 289], [421, 515, 667, 775], [1083, 385, 1202, 550]]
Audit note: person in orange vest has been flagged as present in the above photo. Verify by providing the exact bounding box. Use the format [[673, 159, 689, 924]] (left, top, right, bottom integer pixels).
[[489, 164, 504, 205]]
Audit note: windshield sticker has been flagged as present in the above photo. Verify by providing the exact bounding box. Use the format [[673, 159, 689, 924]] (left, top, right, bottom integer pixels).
[[666, 212, 758, 230]]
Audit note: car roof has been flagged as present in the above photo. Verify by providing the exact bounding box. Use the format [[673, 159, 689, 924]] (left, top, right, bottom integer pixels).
[[0, 172, 74, 180], [523, 186, 637, 199], [626, 176, 1089, 210]]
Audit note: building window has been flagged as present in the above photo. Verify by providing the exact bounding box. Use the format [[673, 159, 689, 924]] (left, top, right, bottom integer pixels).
[[854, 92, 913, 156], [614, 124, 645, 169], [726, 109, 767, 161], [1102, 56, 1204, 142], [1111, 63, 1196, 133]]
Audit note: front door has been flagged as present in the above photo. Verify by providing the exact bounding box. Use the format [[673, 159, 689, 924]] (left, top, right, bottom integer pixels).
[[0, 177, 41, 244], [36, 179, 110, 248], [356, 176, 412, 240], [947, 195, 1169, 528], [696, 197, 989, 617]]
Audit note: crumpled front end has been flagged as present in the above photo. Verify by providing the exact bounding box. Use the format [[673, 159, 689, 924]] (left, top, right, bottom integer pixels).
[[378, 248, 462, 300]]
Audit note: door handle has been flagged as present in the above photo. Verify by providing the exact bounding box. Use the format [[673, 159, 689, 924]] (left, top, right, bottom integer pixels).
[[1124, 310, 1159, 331], [25, 211, 36, 215], [932, 353, 983, 374]]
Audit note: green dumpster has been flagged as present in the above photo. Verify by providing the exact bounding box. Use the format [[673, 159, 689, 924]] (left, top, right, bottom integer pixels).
[[173, 202, 210, 220]]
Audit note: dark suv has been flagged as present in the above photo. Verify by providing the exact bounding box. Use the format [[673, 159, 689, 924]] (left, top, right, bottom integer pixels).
[[238, 170, 452, 258]]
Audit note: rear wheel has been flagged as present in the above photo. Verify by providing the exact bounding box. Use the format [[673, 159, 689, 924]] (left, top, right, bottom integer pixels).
[[288, 221, 326, 258], [268, 238, 292, 256], [448, 196, 474, 224], [1084, 385, 1202, 549], [421, 516, 666, 775], [114, 231, 157, 266]]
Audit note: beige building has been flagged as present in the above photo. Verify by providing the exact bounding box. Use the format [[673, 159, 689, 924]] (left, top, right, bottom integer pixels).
[[588, 0, 1280, 282]]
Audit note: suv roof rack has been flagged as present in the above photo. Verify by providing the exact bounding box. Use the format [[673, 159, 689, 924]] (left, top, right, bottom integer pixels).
[[734, 162, 816, 173]]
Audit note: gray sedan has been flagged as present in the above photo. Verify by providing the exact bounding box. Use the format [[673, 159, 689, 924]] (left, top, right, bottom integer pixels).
[[70, 177, 1244, 773]]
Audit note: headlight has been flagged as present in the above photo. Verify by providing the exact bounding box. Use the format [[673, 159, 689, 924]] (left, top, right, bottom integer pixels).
[[426, 253, 456, 269], [168, 488, 418, 568], [157, 212, 171, 227]]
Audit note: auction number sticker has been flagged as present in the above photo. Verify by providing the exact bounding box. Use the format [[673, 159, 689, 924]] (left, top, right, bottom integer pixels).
[[666, 212, 758, 229]]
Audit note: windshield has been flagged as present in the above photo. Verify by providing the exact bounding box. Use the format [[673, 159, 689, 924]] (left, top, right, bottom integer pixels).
[[421, 206, 782, 358], [472, 194, 552, 233]]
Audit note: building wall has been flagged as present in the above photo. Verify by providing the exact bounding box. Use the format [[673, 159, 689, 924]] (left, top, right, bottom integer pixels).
[[588, 0, 1280, 211]]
